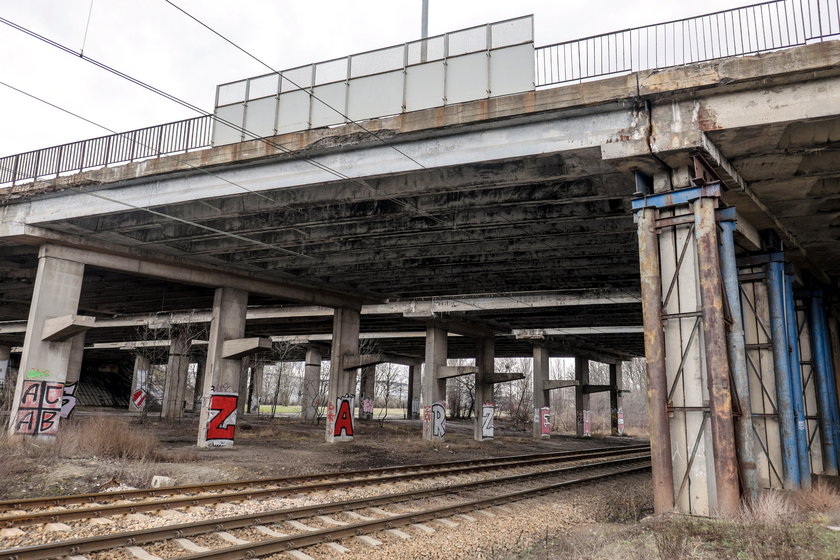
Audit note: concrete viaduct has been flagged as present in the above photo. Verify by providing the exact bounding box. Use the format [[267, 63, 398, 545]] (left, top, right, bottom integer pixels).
[[1, 4, 840, 517]]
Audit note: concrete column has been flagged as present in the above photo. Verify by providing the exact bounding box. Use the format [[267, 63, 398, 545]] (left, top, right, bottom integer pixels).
[[532, 345, 550, 438], [407, 364, 421, 419], [358, 365, 375, 420], [7, 255, 84, 438], [326, 307, 360, 442], [302, 345, 322, 421], [474, 336, 495, 441], [129, 354, 151, 411], [162, 330, 191, 419], [236, 356, 250, 419], [191, 355, 205, 412], [249, 363, 264, 413], [574, 357, 590, 437], [423, 326, 447, 440], [197, 287, 248, 447], [58, 333, 86, 420], [610, 362, 623, 436], [0, 344, 11, 403]]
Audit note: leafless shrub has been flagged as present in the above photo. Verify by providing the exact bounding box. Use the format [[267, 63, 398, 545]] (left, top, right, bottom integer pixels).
[[56, 416, 162, 461], [795, 479, 840, 519], [740, 489, 799, 524]]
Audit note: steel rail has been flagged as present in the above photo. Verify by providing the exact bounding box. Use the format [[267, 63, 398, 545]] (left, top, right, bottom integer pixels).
[[0, 444, 648, 512], [0, 446, 647, 528], [0, 454, 650, 560]]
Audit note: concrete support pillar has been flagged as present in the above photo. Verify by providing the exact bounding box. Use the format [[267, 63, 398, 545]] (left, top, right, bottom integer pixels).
[[784, 272, 811, 488], [197, 287, 248, 447], [130, 354, 151, 411], [574, 357, 590, 438], [609, 362, 623, 436], [326, 307, 360, 442], [358, 365, 375, 420], [58, 333, 86, 420], [406, 364, 421, 419], [0, 344, 11, 403], [191, 355, 205, 412], [302, 345, 322, 421], [236, 356, 250, 419], [474, 336, 495, 441], [162, 330, 191, 419], [422, 326, 447, 440], [7, 254, 84, 438], [532, 345, 550, 438], [249, 363, 264, 413]]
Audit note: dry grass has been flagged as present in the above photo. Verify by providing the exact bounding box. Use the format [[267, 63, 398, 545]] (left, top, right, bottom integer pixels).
[[796, 479, 840, 523], [55, 416, 162, 461]]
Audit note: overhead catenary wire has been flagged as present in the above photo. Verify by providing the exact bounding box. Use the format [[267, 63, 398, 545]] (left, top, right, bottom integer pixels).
[[0, 79, 311, 260]]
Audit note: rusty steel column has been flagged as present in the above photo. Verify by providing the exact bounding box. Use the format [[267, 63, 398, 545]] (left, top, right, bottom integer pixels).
[[694, 197, 740, 516], [636, 207, 675, 514]]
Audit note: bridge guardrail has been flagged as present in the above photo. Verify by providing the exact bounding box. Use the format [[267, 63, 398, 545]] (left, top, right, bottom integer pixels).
[[0, 115, 212, 188], [1, 0, 837, 188], [535, 0, 839, 86]]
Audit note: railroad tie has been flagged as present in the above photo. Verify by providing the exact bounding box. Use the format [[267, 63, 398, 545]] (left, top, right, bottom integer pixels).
[[285, 550, 317, 560], [368, 507, 395, 517], [286, 519, 319, 531], [126, 546, 163, 560], [44, 522, 72, 532], [455, 513, 477, 522], [0, 527, 25, 537], [432, 517, 459, 528], [344, 511, 374, 521], [173, 538, 210, 552], [216, 531, 250, 544], [386, 528, 413, 540], [324, 542, 352, 553], [315, 515, 347, 525], [411, 523, 436, 534], [354, 535, 383, 547], [254, 525, 288, 538]]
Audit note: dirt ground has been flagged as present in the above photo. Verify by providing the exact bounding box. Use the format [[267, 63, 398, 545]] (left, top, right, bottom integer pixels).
[[1, 410, 645, 500]]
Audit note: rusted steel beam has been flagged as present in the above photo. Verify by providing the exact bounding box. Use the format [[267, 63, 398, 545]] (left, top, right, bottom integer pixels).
[[636, 207, 675, 514], [694, 197, 740, 516]]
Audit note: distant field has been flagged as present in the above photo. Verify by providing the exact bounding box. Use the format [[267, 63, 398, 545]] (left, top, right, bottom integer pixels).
[[257, 405, 407, 417]]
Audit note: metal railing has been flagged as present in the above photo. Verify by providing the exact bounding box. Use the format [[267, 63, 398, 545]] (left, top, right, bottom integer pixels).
[[0, 115, 212, 187], [535, 0, 840, 86], [1, 0, 838, 188]]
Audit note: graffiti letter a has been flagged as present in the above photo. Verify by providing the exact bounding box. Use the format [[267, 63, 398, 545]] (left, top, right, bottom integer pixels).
[[334, 399, 354, 437]]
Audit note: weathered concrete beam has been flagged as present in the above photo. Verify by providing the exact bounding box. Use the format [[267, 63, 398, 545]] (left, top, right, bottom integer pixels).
[[425, 318, 500, 338], [221, 337, 272, 359], [437, 365, 479, 379], [33, 241, 366, 309], [41, 314, 95, 342], [544, 379, 578, 391], [343, 352, 423, 370], [514, 326, 643, 338], [485, 371, 525, 384]]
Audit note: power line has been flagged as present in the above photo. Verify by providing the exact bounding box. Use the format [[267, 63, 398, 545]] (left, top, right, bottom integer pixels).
[[0, 79, 311, 260]]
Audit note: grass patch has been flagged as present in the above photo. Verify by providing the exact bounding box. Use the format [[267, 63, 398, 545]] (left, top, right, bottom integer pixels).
[[56, 416, 163, 461]]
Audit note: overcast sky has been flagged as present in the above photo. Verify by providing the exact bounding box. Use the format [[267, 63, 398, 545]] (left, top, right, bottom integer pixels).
[[0, 0, 758, 156]]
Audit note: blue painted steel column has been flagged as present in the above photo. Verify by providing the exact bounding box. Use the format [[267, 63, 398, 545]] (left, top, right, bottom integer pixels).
[[784, 272, 811, 487], [718, 213, 759, 501], [766, 258, 801, 488], [809, 293, 840, 474]]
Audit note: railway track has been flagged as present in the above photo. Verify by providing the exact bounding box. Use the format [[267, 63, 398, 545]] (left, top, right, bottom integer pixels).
[[1, 447, 650, 560], [0, 444, 649, 528]]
